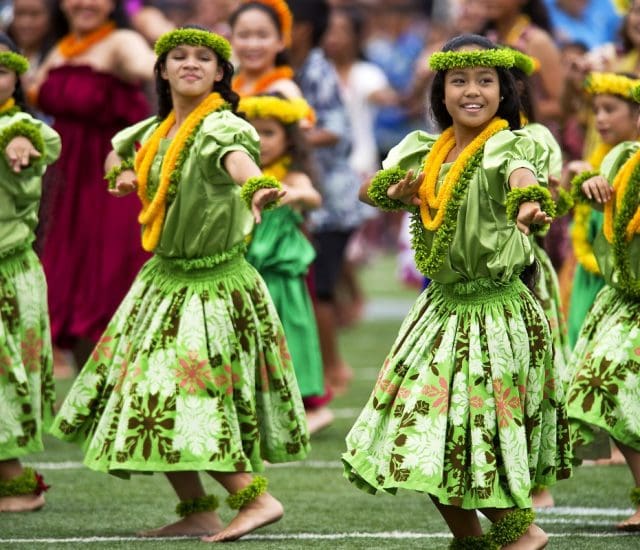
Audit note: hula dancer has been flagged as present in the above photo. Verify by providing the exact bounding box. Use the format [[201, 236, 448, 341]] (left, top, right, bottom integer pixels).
[[344, 34, 572, 549], [49, 27, 309, 541], [566, 84, 640, 531], [0, 34, 61, 512]]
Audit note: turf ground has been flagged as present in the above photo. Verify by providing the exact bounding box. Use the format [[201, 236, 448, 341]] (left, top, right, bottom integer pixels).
[[1, 255, 639, 549]]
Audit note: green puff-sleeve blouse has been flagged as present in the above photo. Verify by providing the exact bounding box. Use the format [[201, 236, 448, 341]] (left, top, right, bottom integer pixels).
[[0, 112, 61, 256], [383, 128, 543, 284], [593, 141, 640, 294], [112, 109, 261, 260], [515, 122, 562, 180]]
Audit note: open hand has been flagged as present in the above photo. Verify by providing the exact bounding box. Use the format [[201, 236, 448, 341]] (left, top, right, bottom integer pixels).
[[517, 201, 553, 235], [251, 187, 286, 223], [581, 174, 613, 204], [5, 136, 41, 173], [108, 169, 138, 197], [387, 169, 424, 207]]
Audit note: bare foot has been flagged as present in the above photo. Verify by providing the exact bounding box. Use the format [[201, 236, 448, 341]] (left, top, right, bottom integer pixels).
[[201, 492, 283, 542], [596, 445, 627, 466], [531, 488, 554, 509], [616, 509, 640, 531], [0, 493, 45, 513], [306, 407, 334, 435], [326, 363, 353, 396], [502, 523, 548, 549], [138, 511, 223, 537]]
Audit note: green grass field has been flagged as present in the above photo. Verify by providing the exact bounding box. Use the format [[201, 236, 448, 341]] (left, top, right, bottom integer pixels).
[[1, 255, 639, 548]]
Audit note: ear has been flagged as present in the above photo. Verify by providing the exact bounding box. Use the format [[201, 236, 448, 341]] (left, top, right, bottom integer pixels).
[[215, 66, 224, 82], [160, 63, 169, 80]]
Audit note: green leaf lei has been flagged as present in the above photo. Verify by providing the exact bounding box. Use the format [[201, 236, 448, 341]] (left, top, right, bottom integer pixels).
[[175, 494, 219, 517], [487, 509, 535, 547], [0, 51, 29, 75], [611, 159, 640, 298], [449, 534, 496, 550], [410, 149, 482, 277], [429, 49, 515, 72], [0, 467, 38, 497], [105, 158, 134, 190], [155, 28, 232, 61], [226, 476, 268, 510], [367, 167, 408, 211], [505, 185, 556, 234], [630, 487, 640, 507], [240, 175, 282, 211], [0, 120, 44, 163], [554, 187, 574, 217], [570, 170, 600, 204]]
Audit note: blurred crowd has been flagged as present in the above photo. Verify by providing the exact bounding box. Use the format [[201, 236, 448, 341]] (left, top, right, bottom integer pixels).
[[2, 0, 635, 408]]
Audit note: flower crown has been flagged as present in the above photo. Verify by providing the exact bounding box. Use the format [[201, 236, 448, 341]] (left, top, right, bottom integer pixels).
[[429, 48, 515, 71], [154, 28, 232, 61], [0, 51, 29, 75], [239, 95, 314, 125], [613, 0, 631, 15], [244, 0, 292, 47], [584, 72, 640, 101], [507, 48, 539, 76]]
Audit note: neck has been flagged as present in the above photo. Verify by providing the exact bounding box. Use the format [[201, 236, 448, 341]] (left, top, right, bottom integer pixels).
[[239, 64, 275, 82], [71, 21, 108, 39], [452, 122, 488, 152], [172, 92, 211, 126], [290, 43, 312, 70]]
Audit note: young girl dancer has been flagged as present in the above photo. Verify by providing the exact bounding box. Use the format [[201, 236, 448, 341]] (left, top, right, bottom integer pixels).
[[568, 72, 640, 348], [345, 34, 572, 549], [0, 35, 60, 512], [567, 90, 640, 530], [49, 27, 309, 541], [241, 93, 330, 433]]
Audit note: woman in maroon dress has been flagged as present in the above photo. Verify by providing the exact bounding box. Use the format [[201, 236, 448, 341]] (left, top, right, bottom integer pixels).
[[32, 0, 155, 364]]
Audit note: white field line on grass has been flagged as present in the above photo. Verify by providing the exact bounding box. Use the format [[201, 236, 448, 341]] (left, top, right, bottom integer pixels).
[[1, 532, 638, 544]]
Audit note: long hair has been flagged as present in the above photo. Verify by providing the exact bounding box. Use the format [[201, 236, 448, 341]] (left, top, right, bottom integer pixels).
[[154, 27, 240, 119], [429, 34, 522, 131], [511, 67, 535, 122], [0, 33, 29, 111], [331, 6, 367, 61], [229, 2, 291, 67], [50, 0, 130, 43], [484, 0, 553, 35]]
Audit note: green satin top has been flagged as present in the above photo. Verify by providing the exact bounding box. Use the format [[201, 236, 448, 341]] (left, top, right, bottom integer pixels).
[[0, 111, 61, 256], [112, 110, 260, 260], [515, 122, 562, 180], [383, 129, 543, 284], [593, 141, 640, 294]]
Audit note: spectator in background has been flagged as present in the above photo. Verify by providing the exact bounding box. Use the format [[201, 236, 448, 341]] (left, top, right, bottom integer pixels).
[[544, 0, 621, 51], [31, 0, 155, 367], [289, 0, 363, 397], [191, 0, 239, 38]]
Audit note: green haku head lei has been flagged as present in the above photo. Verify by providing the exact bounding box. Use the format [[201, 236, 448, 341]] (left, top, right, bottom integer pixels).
[[631, 83, 640, 103], [508, 48, 536, 76], [429, 48, 515, 72], [154, 28, 232, 61], [0, 51, 29, 75]]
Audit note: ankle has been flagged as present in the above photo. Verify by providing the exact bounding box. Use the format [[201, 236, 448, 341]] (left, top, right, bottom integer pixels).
[[487, 509, 536, 547], [176, 494, 219, 518], [0, 468, 50, 499], [226, 476, 268, 510]]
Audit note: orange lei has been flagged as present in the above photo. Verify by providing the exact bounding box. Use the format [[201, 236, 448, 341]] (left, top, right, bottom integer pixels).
[[134, 93, 226, 252], [57, 21, 116, 58], [419, 118, 509, 231], [604, 148, 640, 243], [232, 66, 294, 97]]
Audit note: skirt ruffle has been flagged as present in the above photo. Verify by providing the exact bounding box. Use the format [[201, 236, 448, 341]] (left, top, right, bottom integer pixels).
[[342, 277, 572, 509], [0, 246, 54, 460], [567, 286, 640, 454], [50, 252, 310, 476]]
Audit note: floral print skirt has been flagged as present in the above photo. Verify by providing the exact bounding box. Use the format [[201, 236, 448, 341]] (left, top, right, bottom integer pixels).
[[0, 245, 54, 460], [342, 277, 572, 510], [50, 252, 309, 476], [567, 285, 640, 453], [532, 242, 572, 388]]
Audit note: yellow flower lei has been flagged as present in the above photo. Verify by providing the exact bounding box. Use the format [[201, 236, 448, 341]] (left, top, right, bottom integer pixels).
[[604, 147, 640, 243], [261, 155, 291, 182], [134, 93, 226, 252], [584, 72, 640, 99], [419, 118, 509, 231], [0, 98, 15, 114], [239, 95, 314, 125], [571, 143, 612, 274]]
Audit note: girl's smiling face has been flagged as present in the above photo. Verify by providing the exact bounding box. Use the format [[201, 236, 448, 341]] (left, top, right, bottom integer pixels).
[[231, 8, 285, 74], [61, 0, 114, 35], [251, 116, 288, 167], [593, 94, 638, 145], [444, 63, 501, 131], [162, 44, 222, 100]]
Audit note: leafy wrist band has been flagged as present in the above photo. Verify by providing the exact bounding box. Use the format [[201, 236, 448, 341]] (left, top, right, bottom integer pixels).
[[240, 175, 282, 211], [570, 170, 600, 204], [487, 509, 535, 548], [554, 187, 574, 217], [105, 158, 135, 190], [0, 120, 44, 163], [506, 185, 556, 231], [367, 167, 408, 211]]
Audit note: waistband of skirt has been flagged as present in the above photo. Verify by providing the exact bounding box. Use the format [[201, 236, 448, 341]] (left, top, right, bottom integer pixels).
[[151, 241, 247, 277], [434, 276, 524, 304], [0, 241, 34, 262]]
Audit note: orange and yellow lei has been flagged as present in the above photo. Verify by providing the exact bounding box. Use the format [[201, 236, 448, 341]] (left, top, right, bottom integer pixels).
[[604, 148, 640, 243], [419, 117, 509, 231], [134, 92, 227, 252], [261, 155, 291, 182], [232, 66, 295, 97], [571, 143, 612, 274], [57, 21, 116, 58]]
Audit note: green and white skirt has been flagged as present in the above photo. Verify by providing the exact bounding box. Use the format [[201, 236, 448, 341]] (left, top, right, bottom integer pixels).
[[50, 250, 310, 476], [0, 244, 54, 460], [532, 242, 572, 388], [343, 277, 572, 510], [567, 285, 640, 453]]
